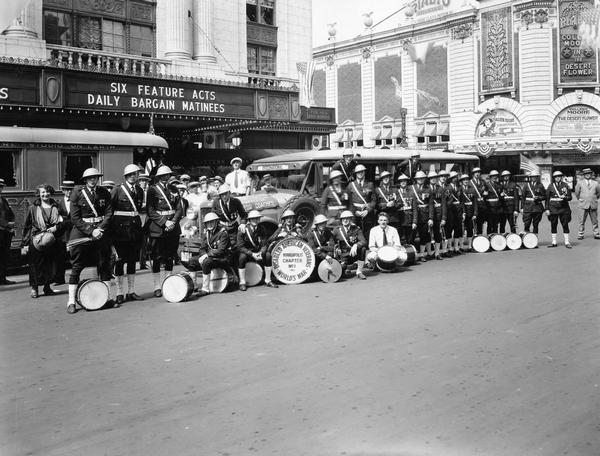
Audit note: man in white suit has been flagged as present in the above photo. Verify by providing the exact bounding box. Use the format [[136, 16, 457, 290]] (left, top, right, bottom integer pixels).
[[574, 168, 600, 240], [367, 212, 401, 265]]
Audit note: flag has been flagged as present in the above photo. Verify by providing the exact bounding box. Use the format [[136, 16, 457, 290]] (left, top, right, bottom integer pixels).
[[145, 157, 157, 176], [519, 154, 540, 175], [296, 60, 316, 107], [0, 0, 30, 33]]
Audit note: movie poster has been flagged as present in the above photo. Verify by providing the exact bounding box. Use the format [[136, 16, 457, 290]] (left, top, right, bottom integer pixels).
[[337, 62, 362, 123], [374, 54, 403, 121], [416, 43, 448, 117]]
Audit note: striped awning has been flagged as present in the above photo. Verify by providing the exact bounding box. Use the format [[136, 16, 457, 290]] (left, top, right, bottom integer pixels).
[[370, 129, 382, 140], [353, 130, 363, 141], [414, 124, 425, 136], [332, 131, 344, 142], [381, 127, 393, 139], [425, 123, 437, 136], [438, 122, 450, 136], [392, 126, 403, 138]]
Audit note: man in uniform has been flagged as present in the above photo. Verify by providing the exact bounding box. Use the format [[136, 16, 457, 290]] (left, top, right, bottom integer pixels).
[[395, 174, 414, 245], [270, 209, 305, 241], [0, 178, 16, 285], [396, 151, 422, 182], [430, 170, 446, 260], [307, 213, 336, 273], [66, 168, 114, 314], [366, 211, 402, 266], [225, 157, 251, 196], [347, 164, 376, 235], [375, 171, 399, 229], [147, 165, 184, 297], [499, 170, 519, 233], [444, 171, 463, 256], [411, 170, 434, 261], [459, 174, 478, 251], [332, 210, 367, 279], [236, 209, 278, 290], [520, 170, 545, 234], [110, 164, 145, 305], [55, 180, 75, 284], [574, 168, 600, 239], [101, 180, 116, 192], [320, 170, 348, 224], [212, 183, 247, 246], [331, 150, 356, 184], [485, 170, 503, 234], [546, 170, 573, 248], [469, 167, 487, 235], [138, 173, 151, 269]]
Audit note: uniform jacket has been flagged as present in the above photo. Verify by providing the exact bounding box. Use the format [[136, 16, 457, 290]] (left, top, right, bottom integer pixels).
[[500, 181, 520, 213], [69, 185, 113, 241], [331, 159, 356, 183], [236, 224, 268, 255], [469, 178, 487, 205], [21, 198, 67, 246], [574, 178, 600, 210], [0, 196, 16, 231], [146, 182, 183, 238], [521, 181, 546, 213], [307, 227, 335, 258], [411, 184, 434, 225], [347, 179, 376, 216], [459, 185, 479, 218], [320, 184, 348, 218], [199, 226, 230, 258], [110, 183, 144, 242], [332, 223, 366, 252], [430, 183, 447, 221], [211, 196, 247, 228], [546, 181, 572, 215], [445, 183, 463, 214], [395, 186, 413, 226], [396, 159, 421, 181], [485, 181, 503, 210], [269, 224, 306, 244], [375, 184, 399, 223]]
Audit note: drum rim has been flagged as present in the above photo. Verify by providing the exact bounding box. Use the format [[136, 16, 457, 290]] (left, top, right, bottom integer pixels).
[[162, 273, 194, 302], [318, 258, 343, 282], [245, 261, 264, 287], [76, 279, 109, 309], [271, 237, 316, 284], [472, 235, 490, 252], [209, 268, 230, 292]]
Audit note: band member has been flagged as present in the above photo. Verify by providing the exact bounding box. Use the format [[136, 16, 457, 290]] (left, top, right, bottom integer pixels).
[[212, 183, 248, 246], [270, 209, 305, 241], [0, 178, 15, 285], [55, 180, 75, 284], [459, 174, 479, 251], [225, 157, 252, 196], [307, 213, 336, 270], [574, 168, 600, 240], [66, 168, 114, 314], [520, 170, 545, 234], [376, 171, 399, 228], [321, 170, 348, 223], [411, 170, 434, 261], [485, 170, 503, 234], [366, 212, 401, 265], [395, 174, 414, 244], [332, 210, 367, 279], [138, 173, 151, 270], [110, 164, 145, 305], [444, 171, 463, 255], [498, 170, 519, 233], [147, 165, 184, 297], [331, 150, 356, 184], [190, 212, 232, 296], [347, 164, 376, 234], [546, 170, 573, 248], [396, 151, 421, 182], [430, 170, 446, 260], [237, 210, 278, 290], [469, 167, 487, 235]]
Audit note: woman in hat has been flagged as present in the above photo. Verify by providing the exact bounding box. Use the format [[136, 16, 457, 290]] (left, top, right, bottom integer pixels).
[[21, 184, 67, 298]]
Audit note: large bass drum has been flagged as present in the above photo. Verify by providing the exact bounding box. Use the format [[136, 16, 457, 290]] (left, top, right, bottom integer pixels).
[[317, 258, 343, 283], [489, 233, 507, 251], [162, 272, 195, 302], [400, 244, 417, 266], [505, 232, 522, 250], [76, 279, 109, 311], [245, 261, 264, 287], [376, 246, 399, 273], [520, 232, 538, 249], [271, 237, 315, 284], [472, 235, 490, 253], [209, 268, 232, 293]]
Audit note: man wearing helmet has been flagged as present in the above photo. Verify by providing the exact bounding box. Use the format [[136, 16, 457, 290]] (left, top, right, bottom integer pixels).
[[320, 170, 348, 223], [331, 150, 356, 184], [411, 170, 434, 261], [376, 171, 399, 229], [347, 164, 376, 234], [546, 170, 573, 248], [395, 174, 414, 244], [211, 183, 248, 247], [485, 170, 503, 234], [429, 170, 446, 260], [469, 167, 488, 235], [520, 170, 546, 234], [66, 168, 114, 314], [499, 170, 519, 233], [332, 210, 367, 280], [236, 210, 278, 290], [444, 171, 463, 256], [307, 214, 336, 272], [110, 164, 145, 305], [459, 174, 479, 251], [270, 209, 305, 241], [147, 165, 184, 297], [396, 151, 422, 182]]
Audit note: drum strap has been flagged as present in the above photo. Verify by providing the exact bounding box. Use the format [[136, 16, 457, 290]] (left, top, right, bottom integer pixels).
[[351, 182, 369, 206], [312, 229, 323, 248], [377, 187, 390, 204], [397, 189, 409, 207], [329, 186, 343, 206], [219, 199, 236, 222], [552, 183, 561, 198], [82, 187, 99, 218], [412, 186, 425, 205], [470, 179, 482, 199], [527, 183, 535, 198], [155, 184, 173, 212], [338, 226, 352, 248], [462, 190, 472, 205], [490, 183, 499, 198], [120, 184, 138, 211], [246, 226, 257, 248]]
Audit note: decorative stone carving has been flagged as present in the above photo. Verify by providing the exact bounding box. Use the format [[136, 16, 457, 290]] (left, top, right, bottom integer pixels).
[[361, 47, 371, 60], [481, 7, 513, 91], [450, 23, 473, 42], [326, 55, 335, 67], [268, 95, 289, 120], [246, 23, 278, 47], [129, 2, 153, 23], [75, 0, 126, 17]]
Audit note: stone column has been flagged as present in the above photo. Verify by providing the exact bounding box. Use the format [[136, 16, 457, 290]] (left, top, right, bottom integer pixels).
[[163, 0, 193, 60], [193, 0, 216, 63]]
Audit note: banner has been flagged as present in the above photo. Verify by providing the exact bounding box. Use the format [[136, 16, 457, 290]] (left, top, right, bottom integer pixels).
[[481, 7, 513, 92]]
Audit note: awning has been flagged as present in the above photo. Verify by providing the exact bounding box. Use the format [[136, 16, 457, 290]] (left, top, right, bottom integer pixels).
[[0, 126, 168, 148], [344, 129, 353, 142], [381, 127, 393, 139], [438, 122, 450, 136], [414, 124, 425, 136], [392, 126, 403, 138], [425, 123, 437, 136], [370, 129, 382, 140], [332, 131, 344, 142], [353, 130, 363, 141]]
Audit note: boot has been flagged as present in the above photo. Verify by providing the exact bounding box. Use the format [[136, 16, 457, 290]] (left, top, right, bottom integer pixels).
[[126, 274, 143, 301]]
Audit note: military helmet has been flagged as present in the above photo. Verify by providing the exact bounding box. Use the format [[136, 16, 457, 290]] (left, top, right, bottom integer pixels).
[[123, 164, 141, 176], [247, 210, 262, 219], [340, 210, 354, 219], [314, 214, 328, 225], [203, 212, 220, 223], [281, 209, 295, 219], [155, 165, 173, 177], [82, 168, 103, 179]]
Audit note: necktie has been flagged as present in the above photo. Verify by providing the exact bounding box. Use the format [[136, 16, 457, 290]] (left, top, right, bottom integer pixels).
[[382, 226, 388, 246], [234, 171, 239, 188]]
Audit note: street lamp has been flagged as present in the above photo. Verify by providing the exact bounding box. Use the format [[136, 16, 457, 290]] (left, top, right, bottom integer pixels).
[[232, 135, 242, 148]]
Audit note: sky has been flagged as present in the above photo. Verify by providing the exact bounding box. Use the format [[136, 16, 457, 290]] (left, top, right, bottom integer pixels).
[[312, 0, 407, 47]]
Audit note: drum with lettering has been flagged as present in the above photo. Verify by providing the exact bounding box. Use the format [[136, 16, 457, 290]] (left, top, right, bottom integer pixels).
[[76, 279, 109, 311], [162, 272, 195, 303], [245, 261, 264, 287], [208, 268, 232, 293], [271, 237, 316, 284], [376, 246, 399, 272], [317, 258, 343, 283], [505, 232, 522, 250], [520, 232, 538, 249], [489, 233, 507, 251], [401, 244, 417, 266], [472, 234, 490, 253]]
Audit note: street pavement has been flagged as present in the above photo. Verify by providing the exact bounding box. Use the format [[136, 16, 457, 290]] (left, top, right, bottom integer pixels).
[[1, 226, 599, 456]]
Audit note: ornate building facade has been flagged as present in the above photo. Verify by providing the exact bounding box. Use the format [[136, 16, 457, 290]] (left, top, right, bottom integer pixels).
[[313, 0, 600, 186]]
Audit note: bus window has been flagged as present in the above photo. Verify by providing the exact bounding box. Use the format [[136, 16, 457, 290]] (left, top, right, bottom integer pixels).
[[62, 151, 97, 182], [0, 150, 21, 188]]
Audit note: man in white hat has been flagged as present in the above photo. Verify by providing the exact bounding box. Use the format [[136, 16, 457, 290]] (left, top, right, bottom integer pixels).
[[499, 170, 519, 233], [574, 168, 600, 239], [211, 183, 248, 246], [546, 170, 573, 248], [485, 170, 502, 234], [332, 210, 367, 279], [225, 157, 251, 196], [109, 164, 145, 305], [320, 170, 348, 223], [347, 164, 376, 234], [147, 165, 184, 297], [376, 171, 399, 229], [411, 170, 434, 261], [0, 178, 16, 285], [66, 168, 114, 314], [520, 170, 546, 234], [331, 150, 357, 184]]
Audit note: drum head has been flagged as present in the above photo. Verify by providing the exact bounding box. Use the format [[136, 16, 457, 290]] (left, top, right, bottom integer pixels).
[[162, 273, 193, 303], [472, 235, 490, 253], [402, 244, 418, 266], [318, 259, 343, 283], [271, 238, 316, 285], [489, 234, 507, 251], [245, 262, 264, 287], [397, 248, 408, 266], [378, 246, 398, 262], [505, 233, 522, 250], [77, 279, 109, 310], [209, 268, 229, 293], [521, 232, 538, 249]]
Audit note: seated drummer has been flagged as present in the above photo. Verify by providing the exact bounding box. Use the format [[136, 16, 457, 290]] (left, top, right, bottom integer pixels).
[[269, 209, 305, 242], [332, 210, 367, 280], [366, 212, 402, 265], [188, 212, 231, 297], [237, 209, 278, 291], [307, 214, 336, 271]]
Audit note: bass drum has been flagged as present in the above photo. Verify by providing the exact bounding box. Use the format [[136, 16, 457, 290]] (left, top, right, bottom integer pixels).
[[245, 261, 264, 287], [472, 235, 490, 253], [400, 244, 417, 266], [208, 268, 232, 293], [76, 279, 109, 311], [489, 233, 507, 251], [162, 272, 195, 303], [376, 246, 399, 273], [271, 237, 316, 285], [317, 258, 343, 283], [505, 232, 522, 250], [520, 232, 538, 249]]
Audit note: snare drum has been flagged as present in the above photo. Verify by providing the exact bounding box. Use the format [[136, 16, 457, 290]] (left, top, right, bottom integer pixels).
[[245, 262, 264, 287], [520, 231, 538, 249], [317, 258, 343, 283], [376, 246, 399, 272], [489, 233, 507, 251], [209, 268, 231, 293], [162, 272, 195, 302], [76, 279, 109, 310], [505, 232, 522, 250], [472, 235, 490, 253], [401, 244, 418, 266]]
